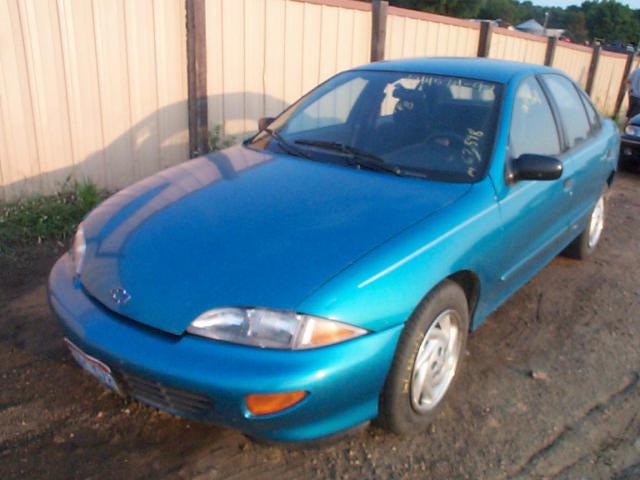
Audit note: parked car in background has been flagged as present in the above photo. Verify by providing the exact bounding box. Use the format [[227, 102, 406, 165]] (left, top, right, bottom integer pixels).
[[48, 58, 619, 442], [621, 113, 640, 168]]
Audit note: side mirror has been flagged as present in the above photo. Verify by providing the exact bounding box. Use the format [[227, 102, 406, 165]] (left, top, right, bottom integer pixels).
[[511, 154, 563, 181], [258, 117, 274, 131]]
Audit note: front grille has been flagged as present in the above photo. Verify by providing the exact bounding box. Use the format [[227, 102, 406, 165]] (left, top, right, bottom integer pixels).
[[120, 371, 213, 417]]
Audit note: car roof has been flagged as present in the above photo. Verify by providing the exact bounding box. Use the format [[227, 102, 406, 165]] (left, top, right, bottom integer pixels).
[[354, 57, 556, 84]]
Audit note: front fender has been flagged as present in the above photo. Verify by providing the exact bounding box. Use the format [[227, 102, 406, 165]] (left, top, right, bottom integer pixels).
[[297, 178, 503, 332]]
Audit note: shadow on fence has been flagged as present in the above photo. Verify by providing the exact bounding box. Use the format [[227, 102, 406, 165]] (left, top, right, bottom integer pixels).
[[0, 92, 288, 201]]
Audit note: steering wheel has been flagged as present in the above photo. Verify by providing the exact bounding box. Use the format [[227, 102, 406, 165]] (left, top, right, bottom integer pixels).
[[424, 129, 483, 178], [425, 129, 466, 151]]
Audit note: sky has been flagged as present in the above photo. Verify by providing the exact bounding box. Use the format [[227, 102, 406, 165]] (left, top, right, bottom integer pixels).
[[533, 0, 639, 7]]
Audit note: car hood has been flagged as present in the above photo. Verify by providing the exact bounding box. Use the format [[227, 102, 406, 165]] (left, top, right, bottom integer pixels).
[[80, 146, 471, 334]]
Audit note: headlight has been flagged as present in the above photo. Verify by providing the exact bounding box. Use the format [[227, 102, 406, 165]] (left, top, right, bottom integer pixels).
[[625, 125, 640, 137], [71, 225, 86, 276], [187, 308, 368, 350]]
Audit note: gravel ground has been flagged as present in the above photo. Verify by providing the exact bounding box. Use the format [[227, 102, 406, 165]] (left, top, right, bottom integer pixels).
[[1, 172, 639, 480]]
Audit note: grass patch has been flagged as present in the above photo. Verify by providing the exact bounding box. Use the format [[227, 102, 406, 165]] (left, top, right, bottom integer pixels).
[[612, 113, 626, 130], [0, 179, 106, 259], [208, 125, 235, 152]]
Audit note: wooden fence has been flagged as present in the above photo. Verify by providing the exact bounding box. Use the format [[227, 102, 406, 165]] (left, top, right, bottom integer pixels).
[[384, 8, 480, 59], [206, 0, 372, 138], [489, 28, 547, 65], [552, 42, 593, 88], [0, 0, 635, 200], [0, 0, 188, 200]]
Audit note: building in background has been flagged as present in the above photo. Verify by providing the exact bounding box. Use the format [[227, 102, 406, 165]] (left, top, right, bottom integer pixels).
[[515, 19, 564, 38]]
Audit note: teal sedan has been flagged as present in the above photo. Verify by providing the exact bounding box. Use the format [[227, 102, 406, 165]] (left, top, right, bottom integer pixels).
[[48, 58, 619, 442]]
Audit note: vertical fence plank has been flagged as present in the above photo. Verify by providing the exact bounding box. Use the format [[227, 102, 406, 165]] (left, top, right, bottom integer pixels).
[[222, 0, 245, 137], [301, 2, 322, 93], [352, 9, 371, 66], [319, 5, 339, 82], [18, 0, 75, 194], [187, 0, 208, 156], [370, 0, 387, 61], [0, 0, 41, 198], [544, 36, 557, 66], [477, 20, 492, 58], [154, 0, 188, 169], [244, 0, 266, 134], [438, 22, 452, 55], [590, 53, 627, 115], [125, 0, 161, 178], [614, 51, 636, 119], [263, 0, 286, 118], [585, 44, 601, 95], [206, 0, 224, 133], [92, 0, 135, 190], [403, 17, 417, 57], [57, 0, 106, 186], [386, 15, 403, 59], [425, 20, 438, 56], [414, 19, 428, 56], [336, 7, 354, 73], [283, 1, 304, 105]]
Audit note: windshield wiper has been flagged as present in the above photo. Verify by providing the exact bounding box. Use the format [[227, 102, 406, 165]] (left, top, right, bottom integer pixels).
[[265, 128, 310, 159], [294, 139, 401, 175]]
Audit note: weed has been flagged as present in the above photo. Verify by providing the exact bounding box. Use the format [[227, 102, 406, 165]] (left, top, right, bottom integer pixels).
[[0, 178, 106, 259], [208, 125, 235, 152]]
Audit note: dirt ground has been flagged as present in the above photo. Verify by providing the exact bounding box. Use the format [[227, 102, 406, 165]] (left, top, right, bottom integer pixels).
[[1, 172, 639, 480]]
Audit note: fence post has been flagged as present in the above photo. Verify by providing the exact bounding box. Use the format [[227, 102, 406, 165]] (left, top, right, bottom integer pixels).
[[186, 0, 208, 158], [477, 21, 493, 58], [371, 0, 388, 62], [585, 44, 601, 96], [544, 36, 557, 66], [614, 51, 636, 119]]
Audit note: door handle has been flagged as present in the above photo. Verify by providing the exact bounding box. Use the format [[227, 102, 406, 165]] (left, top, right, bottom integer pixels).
[[563, 178, 574, 191]]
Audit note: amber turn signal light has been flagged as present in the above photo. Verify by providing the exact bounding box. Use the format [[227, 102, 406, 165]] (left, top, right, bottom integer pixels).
[[245, 391, 307, 416]]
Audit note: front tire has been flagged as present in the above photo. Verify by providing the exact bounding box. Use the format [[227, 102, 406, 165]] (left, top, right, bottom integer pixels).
[[379, 280, 469, 435], [564, 191, 606, 259]]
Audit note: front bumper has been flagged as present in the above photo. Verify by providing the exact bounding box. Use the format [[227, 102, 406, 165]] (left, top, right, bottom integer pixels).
[[620, 135, 640, 159], [48, 254, 402, 441]]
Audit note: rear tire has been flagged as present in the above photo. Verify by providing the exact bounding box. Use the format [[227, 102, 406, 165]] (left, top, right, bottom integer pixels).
[[564, 190, 606, 260], [379, 280, 469, 435]]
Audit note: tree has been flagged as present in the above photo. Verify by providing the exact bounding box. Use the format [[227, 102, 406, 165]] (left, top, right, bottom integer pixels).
[[389, 0, 640, 45], [478, 0, 517, 24], [561, 7, 588, 43], [580, 1, 638, 44]]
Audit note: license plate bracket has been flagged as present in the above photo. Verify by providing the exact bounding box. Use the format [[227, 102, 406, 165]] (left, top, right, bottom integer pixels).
[[65, 338, 121, 394]]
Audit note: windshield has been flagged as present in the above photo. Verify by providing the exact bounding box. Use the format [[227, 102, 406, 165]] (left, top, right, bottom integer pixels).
[[247, 70, 502, 182]]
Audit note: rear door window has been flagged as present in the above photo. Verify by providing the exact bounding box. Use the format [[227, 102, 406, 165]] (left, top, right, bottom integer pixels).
[[541, 74, 592, 149]]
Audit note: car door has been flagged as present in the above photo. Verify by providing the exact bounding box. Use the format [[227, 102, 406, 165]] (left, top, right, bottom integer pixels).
[[539, 74, 606, 233], [489, 75, 572, 306]]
